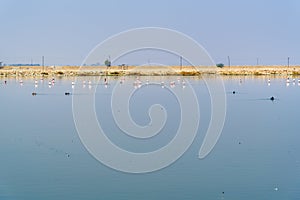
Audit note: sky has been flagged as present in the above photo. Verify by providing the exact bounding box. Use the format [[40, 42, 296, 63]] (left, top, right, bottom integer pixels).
[[0, 0, 299, 66]]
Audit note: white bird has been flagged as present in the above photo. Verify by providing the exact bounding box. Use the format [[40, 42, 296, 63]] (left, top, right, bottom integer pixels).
[[133, 81, 139, 89], [286, 78, 290, 87], [161, 81, 165, 88], [170, 81, 175, 88]]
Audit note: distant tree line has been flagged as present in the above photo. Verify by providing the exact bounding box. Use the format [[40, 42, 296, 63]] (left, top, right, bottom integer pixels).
[[2, 63, 40, 66]]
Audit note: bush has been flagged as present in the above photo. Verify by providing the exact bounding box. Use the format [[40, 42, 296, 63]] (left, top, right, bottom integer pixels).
[[216, 63, 224, 68], [180, 71, 201, 76], [109, 71, 120, 75], [55, 71, 64, 75], [104, 59, 111, 67]]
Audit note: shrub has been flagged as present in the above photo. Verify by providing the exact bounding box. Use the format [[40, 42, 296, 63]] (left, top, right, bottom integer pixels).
[[180, 71, 201, 76], [104, 59, 111, 67], [109, 71, 120, 75], [216, 63, 225, 68], [55, 71, 64, 75], [41, 72, 49, 75]]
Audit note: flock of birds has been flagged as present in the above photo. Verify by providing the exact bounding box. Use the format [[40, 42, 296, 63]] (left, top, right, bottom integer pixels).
[[1, 77, 299, 101], [279, 77, 300, 87], [232, 77, 300, 101], [2, 76, 187, 94], [132, 77, 184, 89], [265, 77, 300, 87]]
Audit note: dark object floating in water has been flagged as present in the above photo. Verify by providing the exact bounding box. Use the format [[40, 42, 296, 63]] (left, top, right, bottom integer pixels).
[[239, 141, 241, 144], [233, 91, 236, 94], [270, 96, 275, 101], [65, 152, 70, 157], [32, 92, 37, 96], [4, 81, 7, 84], [65, 92, 71, 95]]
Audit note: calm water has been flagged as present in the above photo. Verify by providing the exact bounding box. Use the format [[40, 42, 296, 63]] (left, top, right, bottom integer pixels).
[[0, 76, 299, 200]]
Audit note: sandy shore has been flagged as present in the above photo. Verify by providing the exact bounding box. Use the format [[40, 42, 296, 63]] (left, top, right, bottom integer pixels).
[[0, 65, 300, 77]]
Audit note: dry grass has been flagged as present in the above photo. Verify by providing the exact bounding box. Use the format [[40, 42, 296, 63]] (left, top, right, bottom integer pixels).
[[180, 71, 201, 76], [0, 65, 300, 77]]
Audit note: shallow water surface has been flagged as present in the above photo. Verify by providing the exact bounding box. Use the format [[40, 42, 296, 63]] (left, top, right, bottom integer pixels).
[[0, 76, 299, 200]]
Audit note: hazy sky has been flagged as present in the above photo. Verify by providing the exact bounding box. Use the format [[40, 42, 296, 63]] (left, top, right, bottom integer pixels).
[[0, 0, 299, 66]]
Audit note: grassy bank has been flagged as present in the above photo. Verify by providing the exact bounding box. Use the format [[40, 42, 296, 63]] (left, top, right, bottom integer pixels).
[[0, 65, 299, 77]]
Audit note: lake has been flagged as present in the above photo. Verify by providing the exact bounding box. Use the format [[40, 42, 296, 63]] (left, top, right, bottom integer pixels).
[[0, 76, 299, 200]]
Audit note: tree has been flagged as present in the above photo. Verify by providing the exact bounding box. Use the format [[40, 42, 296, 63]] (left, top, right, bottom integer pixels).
[[216, 63, 224, 68], [104, 59, 111, 68]]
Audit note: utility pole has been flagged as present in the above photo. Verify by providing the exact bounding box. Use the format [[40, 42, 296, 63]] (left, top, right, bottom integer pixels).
[[227, 56, 231, 68], [180, 56, 183, 70], [287, 57, 290, 68], [42, 56, 45, 72]]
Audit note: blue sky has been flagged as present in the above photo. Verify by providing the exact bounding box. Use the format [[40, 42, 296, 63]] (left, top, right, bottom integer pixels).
[[0, 0, 299, 66]]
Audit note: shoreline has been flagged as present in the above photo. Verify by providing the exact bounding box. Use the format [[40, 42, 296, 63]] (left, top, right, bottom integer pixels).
[[1, 65, 300, 77]]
